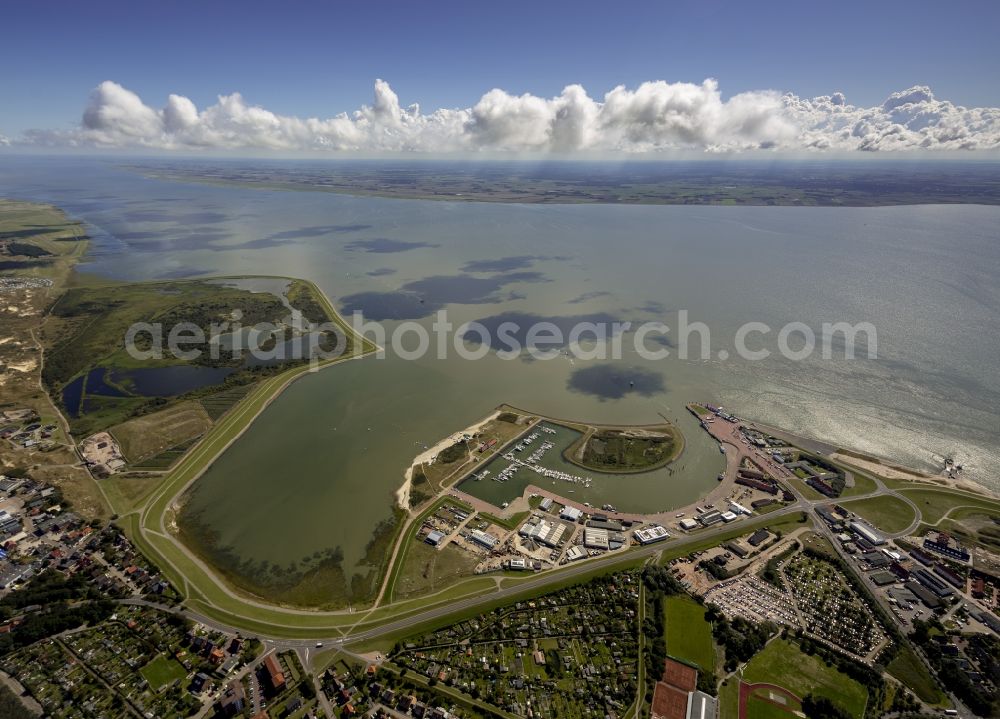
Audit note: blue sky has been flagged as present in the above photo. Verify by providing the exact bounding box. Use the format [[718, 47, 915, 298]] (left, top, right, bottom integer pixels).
[[3, 0, 998, 137]]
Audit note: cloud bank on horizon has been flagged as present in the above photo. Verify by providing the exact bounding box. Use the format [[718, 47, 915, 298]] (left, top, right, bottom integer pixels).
[[15, 79, 1000, 154]]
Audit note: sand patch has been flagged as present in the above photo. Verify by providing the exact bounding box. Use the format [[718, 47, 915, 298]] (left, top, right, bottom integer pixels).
[[396, 409, 501, 509]]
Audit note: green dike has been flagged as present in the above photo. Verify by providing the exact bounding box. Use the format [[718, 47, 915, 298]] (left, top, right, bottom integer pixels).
[[123, 276, 379, 623], [382, 496, 474, 604], [161, 510, 806, 638]]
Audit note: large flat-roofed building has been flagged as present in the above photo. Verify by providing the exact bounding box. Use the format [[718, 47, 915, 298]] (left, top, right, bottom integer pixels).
[[564, 545, 587, 562], [652, 659, 716, 719], [634, 525, 670, 545], [519, 517, 566, 548], [539, 497, 553, 511], [698, 511, 723, 527], [583, 527, 610, 550], [560, 506, 583, 522], [849, 520, 885, 546], [469, 529, 500, 550], [587, 518, 623, 532], [687, 691, 718, 719], [679, 518, 698, 531], [425, 530, 445, 546]]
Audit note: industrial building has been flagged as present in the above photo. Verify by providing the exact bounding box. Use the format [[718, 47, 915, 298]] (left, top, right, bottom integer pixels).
[[933, 563, 966, 589], [538, 497, 553, 511], [698, 511, 723, 527], [634, 525, 670, 545], [507, 557, 527, 570], [679, 518, 698, 531], [720, 511, 738, 523], [425, 530, 445, 546], [726, 541, 750, 559], [923, 533, 971, 562], [583, 527, 610, 550], [912, 568, 954, 598], [906, 580, 943, 609], [564, 545, 587, 562], [560, 506, 583, 522], [519, 517, 567, 548], [587, 518, 624, 532], [469, 529, 500, 550], [727, 501, 752, 516], [849, 520, 885, 546], [747, 529, 770, 547]]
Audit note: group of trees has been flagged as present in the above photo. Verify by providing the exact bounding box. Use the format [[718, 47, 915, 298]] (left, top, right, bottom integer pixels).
[[801, 693, 853, 719], [795, 633, 890, 717], [704, 604, 776, 672], [910, 619, 998, 717]]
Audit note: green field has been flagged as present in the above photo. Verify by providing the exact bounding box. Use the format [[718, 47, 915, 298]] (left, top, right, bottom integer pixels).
[[139, 655, 187, 691], [839, 473, 877, 497], [568, 425, 682, 473], [742, 639, 868, 719], [663, 596, 715, 672], [840, 495, 918, 533], [393, 542, 481, 600], [886, 647, 946, 704], [898, 488, 1000, 525], [746, 693, 800, 719]]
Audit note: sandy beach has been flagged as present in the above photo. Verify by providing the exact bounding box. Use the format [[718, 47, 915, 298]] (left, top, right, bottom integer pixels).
[[395, 409, 502, 509], [831, 452, 998, 497]]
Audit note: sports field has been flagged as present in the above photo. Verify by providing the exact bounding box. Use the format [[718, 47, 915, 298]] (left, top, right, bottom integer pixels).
[[742, 640, 868, 718], [664, 595, 715, 671]]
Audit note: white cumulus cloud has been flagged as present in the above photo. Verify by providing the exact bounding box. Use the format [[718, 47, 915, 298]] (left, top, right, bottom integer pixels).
[[16, 79, 1000, 154]]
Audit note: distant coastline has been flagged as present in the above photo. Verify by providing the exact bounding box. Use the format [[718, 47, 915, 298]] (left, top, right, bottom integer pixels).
[[133, 159, 1000, 207]]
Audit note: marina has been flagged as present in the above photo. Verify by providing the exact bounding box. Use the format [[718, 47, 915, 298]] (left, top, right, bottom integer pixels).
[[457, 418, 698, 509]]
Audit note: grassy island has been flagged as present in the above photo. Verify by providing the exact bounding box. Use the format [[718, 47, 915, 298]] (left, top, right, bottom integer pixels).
[[565, 424, 682, 473]]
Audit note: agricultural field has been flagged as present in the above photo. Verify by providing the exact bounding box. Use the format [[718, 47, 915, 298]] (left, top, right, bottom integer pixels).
[[741, 639, 868, 719]]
